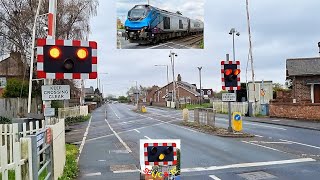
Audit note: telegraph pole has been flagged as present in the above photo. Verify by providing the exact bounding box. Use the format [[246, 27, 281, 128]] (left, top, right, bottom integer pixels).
[[134, 81, 139, 108]]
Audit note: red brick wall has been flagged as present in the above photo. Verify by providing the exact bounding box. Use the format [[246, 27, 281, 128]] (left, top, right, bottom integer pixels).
[[153, 84, 198, 103], [152, 101, 167, 107], [176, 87, 198, 102], [292, 76, 320, 103], [270, 102, 320, 120]]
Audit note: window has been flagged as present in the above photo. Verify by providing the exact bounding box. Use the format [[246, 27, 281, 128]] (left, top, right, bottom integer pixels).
[[207, 90, 211, 95], [0, 77, 6, 88], [179, 20, 183, 29], [163, 17, 170, 29]]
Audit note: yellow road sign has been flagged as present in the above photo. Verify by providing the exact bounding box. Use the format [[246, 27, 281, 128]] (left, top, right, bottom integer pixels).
[[232, 112, 242, 132]]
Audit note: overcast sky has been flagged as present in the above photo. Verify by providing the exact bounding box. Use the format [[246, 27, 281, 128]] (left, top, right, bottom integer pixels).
[[85, 0, 320, 97]]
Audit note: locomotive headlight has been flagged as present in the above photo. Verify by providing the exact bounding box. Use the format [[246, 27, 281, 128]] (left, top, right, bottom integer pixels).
[[125, 26, 129, 30]]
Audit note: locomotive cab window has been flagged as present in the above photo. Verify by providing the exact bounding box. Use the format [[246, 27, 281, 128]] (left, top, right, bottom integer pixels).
[[164, 17, 170, 29], [179, 20, 183, 29], [128, 5, 149, 20]]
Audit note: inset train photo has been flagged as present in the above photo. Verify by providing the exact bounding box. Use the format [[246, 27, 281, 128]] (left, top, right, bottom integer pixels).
[[117, 0, 204, 49]]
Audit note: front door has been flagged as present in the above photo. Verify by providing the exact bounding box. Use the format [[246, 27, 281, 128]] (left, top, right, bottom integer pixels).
[[314, 84, 320, 103]]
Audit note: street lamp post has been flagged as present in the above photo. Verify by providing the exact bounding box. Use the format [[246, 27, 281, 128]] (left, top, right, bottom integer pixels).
[[169, 51, 177, 108], [229, 28, 240, 61], [197, 67, 202, 105], [228, 28, 239, 132], [135, 81, 139, 108]]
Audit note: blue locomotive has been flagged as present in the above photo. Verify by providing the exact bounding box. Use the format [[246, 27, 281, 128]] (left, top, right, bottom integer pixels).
[[124, 4, 204, 44]]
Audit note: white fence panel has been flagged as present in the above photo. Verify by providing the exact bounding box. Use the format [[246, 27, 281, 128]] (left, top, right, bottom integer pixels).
[[59, 106, 89, 119], [0, 121, 45, 180], [80, 106, 89, 116], [213, 101, 262, 115]]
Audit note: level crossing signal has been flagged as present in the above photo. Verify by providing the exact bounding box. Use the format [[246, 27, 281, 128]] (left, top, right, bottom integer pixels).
[[37, 39, 97, 79], [221, 61, 241, 91]]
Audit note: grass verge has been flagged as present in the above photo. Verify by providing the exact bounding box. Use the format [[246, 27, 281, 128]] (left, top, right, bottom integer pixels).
[[180, 121, 254, 138], [58, 144, 79, 180], [185, 103, 212, 110]]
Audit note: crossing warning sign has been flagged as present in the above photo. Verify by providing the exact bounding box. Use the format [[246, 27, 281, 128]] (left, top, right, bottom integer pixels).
[[41, 85, 70, 100]]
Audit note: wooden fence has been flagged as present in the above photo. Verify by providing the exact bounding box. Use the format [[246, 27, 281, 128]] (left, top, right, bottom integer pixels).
[[0, 98, 40, 119]]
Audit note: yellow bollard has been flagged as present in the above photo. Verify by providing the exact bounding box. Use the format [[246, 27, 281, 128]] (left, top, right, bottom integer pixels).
[[182, 108, 189, 122], [141, 106, 147, 113]]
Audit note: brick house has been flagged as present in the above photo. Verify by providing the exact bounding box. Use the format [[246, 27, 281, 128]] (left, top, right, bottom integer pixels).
[[147, 75, 204, 107], [0, 52, 26, 96], [270, 57, 320, 120]]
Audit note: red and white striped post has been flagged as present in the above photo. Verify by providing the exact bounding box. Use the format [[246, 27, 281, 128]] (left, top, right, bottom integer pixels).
[[43, 0, 57, 123]]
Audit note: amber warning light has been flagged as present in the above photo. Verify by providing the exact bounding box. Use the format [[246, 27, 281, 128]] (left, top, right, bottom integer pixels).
[[49, 47, 61, 59], [76, 48, 88, 60]]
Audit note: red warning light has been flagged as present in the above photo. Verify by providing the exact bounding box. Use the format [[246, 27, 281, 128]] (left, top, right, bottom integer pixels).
[[233, 69, 241, 76], [225, 69, 233, 76]]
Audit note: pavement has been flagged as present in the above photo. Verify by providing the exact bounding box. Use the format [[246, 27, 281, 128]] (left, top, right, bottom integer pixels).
[[76, 103, 320, 180]]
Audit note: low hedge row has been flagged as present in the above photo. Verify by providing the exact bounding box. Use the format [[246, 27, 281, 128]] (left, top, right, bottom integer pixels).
[[0, 116, 12, 124], [65, 115, 90, 126]]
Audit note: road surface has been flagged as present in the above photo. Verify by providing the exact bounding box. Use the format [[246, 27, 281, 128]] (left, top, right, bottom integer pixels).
[[77, 103, 320, 179]]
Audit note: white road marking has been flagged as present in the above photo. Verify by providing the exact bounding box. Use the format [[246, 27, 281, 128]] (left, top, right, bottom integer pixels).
[[86, 134, 115, 142], [242, 141, 285, 153], [116, 118, 148, 125], [98, 160, 106, 162], [215, 118, 287, 130], [86, 120, 178, 142], [84, 172, 101, 176], [109, 150, 130, 154], [181, 158, 315, 173], [140, 114, 198, 133], [279, 139, 320, 150], [244, 122, 287, 130], [105, 119, 132, 153], [108, 104, 120, 119], [77, 116, 92, 163], [113, 169, 140, 173], [209, 175, 222, 180], [255, 135, 264, 138], [249, 141, 292, 144], [144, 136, 151, 140], [134, 129, 140, 133]]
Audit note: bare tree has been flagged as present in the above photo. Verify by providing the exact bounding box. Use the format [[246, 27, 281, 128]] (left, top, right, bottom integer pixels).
[[0, 0, 99, 64]]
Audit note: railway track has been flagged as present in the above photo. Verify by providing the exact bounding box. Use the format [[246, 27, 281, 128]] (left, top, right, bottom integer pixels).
[[173, 34, 203, 47]]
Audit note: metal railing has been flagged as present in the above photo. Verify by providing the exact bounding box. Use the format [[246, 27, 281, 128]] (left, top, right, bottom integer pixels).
[[193, 108, 216, 127]]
